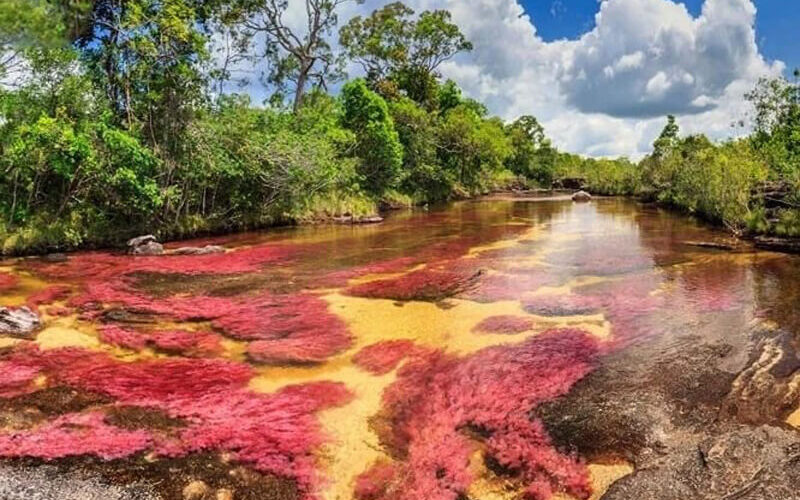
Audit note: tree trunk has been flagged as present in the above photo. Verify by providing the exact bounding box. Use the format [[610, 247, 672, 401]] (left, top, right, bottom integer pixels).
[[292, 60, 311, 113]]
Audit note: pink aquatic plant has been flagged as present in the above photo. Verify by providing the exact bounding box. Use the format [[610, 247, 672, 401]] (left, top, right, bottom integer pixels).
[[353, 340, 423, 375], [26, 285, 72, 312], [0, 360, 41, 398], [346, 269, 480, 302], [0, 411, 152, 460], [0, 272, 18, 292], [364, 329, 599, 500], [472, 315, 534, 335], [0, 346, 352, 498]]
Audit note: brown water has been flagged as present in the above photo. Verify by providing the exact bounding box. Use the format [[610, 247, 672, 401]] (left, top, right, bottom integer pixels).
[[1, 196, 799, 500]]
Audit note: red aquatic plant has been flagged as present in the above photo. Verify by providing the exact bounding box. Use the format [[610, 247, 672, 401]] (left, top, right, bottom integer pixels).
[[0, 272, 18, 292], [354, 462, 398, 500], [472, 315, 533, 335], [0, 359, 41, 398], [26, 286, 72, 312], [365, 329, 598, 500], [0, 346, 352, 498], [346, 269, 480, 302], [0, 411, 152, 460], [353, 340, 423, 375], [148, 329, 222, 357], [99, 324, 148, 350]]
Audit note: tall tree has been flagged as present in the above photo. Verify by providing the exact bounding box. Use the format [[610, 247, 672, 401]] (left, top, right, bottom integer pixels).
[[340, 2, 472, 105], [75, 0, 212, 158], [0, 0, 72, 81], [652, 114, 680, 159], [239, 0, 362, 112]]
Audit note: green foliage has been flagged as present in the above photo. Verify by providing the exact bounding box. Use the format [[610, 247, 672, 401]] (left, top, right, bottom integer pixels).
[[340, 2, 471, 108], [340, 79, 404, 196], [505, 116, 557, 186], [437, 104, 512, 192]]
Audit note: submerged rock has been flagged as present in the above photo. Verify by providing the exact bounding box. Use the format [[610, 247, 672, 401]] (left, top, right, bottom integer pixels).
[[0, 307, 41, 338], [754, 236, 800, 254], [333, 215, 384, 224], [42, 253, 68, 263], [572, 190, 592, 202], [171, 245, 226, 256], [127, 235, 164, 256]]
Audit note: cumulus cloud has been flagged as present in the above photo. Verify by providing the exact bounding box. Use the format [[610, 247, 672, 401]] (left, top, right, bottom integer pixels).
[[272, 0, 783, 157], [559, 0, 777, 118]]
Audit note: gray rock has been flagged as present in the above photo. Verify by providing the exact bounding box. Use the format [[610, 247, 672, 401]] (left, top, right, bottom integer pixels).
[[0, 306, 41, 338], [42, 253, 68, 263], [130, 241, 164, 256], [170, 245, 226, 255], [127, 235, 164, 255], [0, 464, 158, 500], [333, 215, 384, 224], [571, 190, 592, 202], [126, 234, 158, 248]]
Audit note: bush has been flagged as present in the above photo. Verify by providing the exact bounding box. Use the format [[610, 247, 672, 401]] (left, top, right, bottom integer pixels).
[[340, 79, 403, 196]]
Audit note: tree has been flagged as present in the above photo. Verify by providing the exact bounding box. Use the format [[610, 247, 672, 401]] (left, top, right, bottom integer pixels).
[[340, 2, 472, 105], [239, 0, 362, 112], [745, 77, 800, 180], [0, 0, 72, 81], [340, 79, 403, 195], [653, 114, 680, 159], [505, 115, 555, 185], [75, 0, 212, 159]]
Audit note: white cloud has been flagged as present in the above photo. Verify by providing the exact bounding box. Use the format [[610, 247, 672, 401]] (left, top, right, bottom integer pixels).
[[260, 0, 784, 158]]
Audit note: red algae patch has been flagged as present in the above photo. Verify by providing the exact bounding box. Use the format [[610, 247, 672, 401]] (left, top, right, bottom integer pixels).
[[472, 315, 534, 335], [29, 244, 295, 282], [0, 346, 353, 498], [98, 325, 222, 356], [362, 329, 599, 500], [26, 286, 72, 312], [346, 269, 482, 302], [353, 340, 423, 375], [0, 272, 18, 292]]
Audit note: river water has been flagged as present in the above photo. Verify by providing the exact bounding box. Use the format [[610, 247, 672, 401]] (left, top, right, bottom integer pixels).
[[1, 196, 799, 500]]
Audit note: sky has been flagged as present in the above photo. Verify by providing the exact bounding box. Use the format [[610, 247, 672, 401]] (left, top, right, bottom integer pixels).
[[276, 0, 796, 158]]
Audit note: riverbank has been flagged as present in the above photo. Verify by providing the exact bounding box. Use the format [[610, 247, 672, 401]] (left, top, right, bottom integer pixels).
[[3, 189, 800, 259]]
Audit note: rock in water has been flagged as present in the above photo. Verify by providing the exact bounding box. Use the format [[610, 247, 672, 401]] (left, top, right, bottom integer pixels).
[[571, 190, 592, 202], [171, 245, 226, 256], [127, 235, 164, 256], [0, 307, 41, 338]]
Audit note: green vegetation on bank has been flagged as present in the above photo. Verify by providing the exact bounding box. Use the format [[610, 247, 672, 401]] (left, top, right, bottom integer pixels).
[[550, 76, 800, 238], [0, 0, 554, 254], [0, 0, 798, 254]]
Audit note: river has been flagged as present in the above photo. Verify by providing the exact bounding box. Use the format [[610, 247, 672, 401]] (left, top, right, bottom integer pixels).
[[1, 196, 799, 500]]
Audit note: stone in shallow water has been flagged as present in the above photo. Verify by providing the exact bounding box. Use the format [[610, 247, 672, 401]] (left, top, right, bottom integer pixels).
[[572, 190, 592, 202], [127, 235, 164, 255], [0, 307, 41, 338], [171, 245, 226, 255]]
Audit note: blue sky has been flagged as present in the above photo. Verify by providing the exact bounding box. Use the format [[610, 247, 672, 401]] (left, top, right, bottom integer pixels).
[[520, 0, 799, 73]]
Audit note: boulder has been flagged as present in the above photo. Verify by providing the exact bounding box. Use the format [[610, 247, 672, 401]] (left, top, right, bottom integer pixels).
[[0, 306, 41, 338], [127, 235, 158, 247], [127, 235, 163, 256], [170, 245, 226, 256], [571, 190, 592, 202], [130, 241, 164, 256]]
